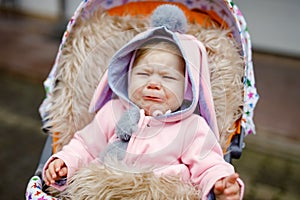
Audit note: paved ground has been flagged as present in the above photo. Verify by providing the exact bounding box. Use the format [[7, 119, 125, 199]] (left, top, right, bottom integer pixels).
[[0, 12, 300, 200]]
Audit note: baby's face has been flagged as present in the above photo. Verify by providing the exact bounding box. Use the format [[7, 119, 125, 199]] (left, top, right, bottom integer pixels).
[[128, 49, 185, 116]]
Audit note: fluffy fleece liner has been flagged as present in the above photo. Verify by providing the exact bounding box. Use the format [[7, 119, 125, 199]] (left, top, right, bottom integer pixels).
[[52, 163, 201, 200]]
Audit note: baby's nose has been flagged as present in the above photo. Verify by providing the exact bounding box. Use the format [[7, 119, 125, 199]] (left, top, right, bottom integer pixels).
[[147, 80, 161, 90]]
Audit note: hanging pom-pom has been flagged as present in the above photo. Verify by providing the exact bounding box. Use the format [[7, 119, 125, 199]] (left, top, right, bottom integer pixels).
[[150, 4, 188, 33]]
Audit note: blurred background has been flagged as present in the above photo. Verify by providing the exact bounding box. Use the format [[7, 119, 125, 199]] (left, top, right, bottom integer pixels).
[[0, 0, 299, 199]]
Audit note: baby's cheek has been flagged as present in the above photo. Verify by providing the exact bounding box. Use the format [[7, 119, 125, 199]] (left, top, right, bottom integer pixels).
[[168, 89, 184, 103], [128, 85, 140, 99]]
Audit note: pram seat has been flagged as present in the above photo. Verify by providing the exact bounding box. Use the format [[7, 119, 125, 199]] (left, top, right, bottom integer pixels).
[[26, 0, 259, 199]]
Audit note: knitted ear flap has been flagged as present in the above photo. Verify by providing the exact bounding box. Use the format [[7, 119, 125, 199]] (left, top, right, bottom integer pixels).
[[150, 4, 187, 33]]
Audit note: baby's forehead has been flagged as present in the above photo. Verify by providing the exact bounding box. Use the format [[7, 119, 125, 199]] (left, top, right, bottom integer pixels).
[[131, 41, 185, 73], [135, 48, 184, 63], [132, 59, 185, 75]]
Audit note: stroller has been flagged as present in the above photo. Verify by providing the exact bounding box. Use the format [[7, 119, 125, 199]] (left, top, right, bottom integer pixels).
[[26, 0, 259, 199]]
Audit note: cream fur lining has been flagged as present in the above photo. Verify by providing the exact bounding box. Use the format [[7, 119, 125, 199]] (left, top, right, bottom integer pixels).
[[44, 9, 243, 152], [50, 164, 200, 200]]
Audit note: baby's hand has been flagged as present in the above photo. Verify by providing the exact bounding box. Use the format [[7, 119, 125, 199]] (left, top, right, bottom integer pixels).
[[44, 158, 68, 186], [214, 173, 240, 200]]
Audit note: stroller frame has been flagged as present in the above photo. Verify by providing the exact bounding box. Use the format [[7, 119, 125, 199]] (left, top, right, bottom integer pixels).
[[26, 0, 259, 199]]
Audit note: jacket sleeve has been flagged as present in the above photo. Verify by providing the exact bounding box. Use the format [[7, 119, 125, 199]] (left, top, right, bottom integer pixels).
[[42, 100, 119, 191], [181, 117, 244, 200]]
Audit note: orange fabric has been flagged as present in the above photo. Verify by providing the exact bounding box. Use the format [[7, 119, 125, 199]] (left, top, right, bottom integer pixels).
[[223, 120, 241, 153], [107, 2, 228, 29], [52, 132, 60, 153]]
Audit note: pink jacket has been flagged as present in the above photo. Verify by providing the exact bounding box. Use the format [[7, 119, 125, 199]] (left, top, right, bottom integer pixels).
[[43, 26, 244, 199]]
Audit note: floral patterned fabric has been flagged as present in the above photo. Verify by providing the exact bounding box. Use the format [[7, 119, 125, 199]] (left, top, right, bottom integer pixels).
[[25, 176, 58, 200]]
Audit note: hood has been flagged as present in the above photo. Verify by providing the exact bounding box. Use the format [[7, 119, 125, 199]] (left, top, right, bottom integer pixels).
[[89, 26, 219, 139]]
